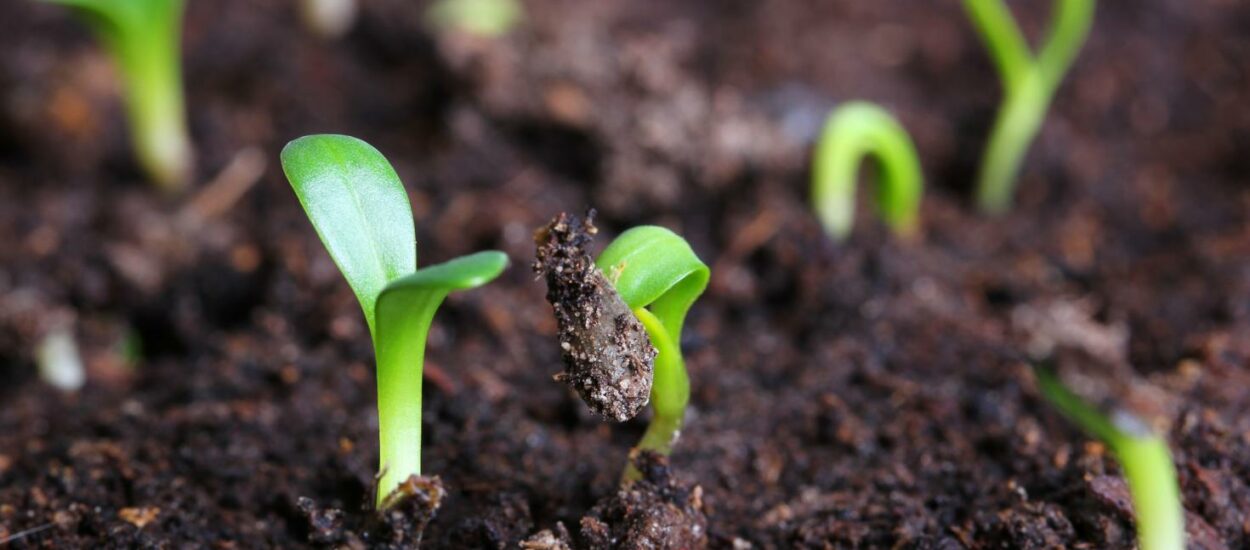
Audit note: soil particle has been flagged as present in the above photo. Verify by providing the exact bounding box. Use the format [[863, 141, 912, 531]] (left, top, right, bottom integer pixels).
[[575, 451, 707, 549], [520, 523, 574, 549], [297, 475, 445, 549], [534, 210, 655, 422]]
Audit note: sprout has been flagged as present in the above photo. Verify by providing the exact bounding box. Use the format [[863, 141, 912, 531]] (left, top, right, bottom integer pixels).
[[281, 134, 508, 509], [42, 0, 194, 192], [535, 215, 709, 483], [1034, 364, 1184, 550], [810, 101, 923, 241], [963, 0, 1095, 213], [425, 0, 523, 37], [597, 226, 708, 475]]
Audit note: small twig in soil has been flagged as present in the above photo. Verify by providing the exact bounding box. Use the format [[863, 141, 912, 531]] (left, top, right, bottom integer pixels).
[[811, 101, 923, 241], [281, 134, 509, 510], [0, 523, 55, 545], [177, 147, 266, 229]]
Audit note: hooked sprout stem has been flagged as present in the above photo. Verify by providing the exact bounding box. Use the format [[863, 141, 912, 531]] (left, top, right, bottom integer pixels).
[[811, 101, 923, 241]]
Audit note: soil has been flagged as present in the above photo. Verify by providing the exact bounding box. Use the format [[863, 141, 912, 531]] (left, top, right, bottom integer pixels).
[[2, 0, 1250, 548]]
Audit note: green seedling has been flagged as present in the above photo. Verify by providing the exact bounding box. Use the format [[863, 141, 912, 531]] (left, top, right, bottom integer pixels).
[[43, 0, 193, 192], [811, 101, 923, 241], [963, 0, 1094, 213], [1035, 365, 1184, 550], [425, 0, 522, 37], [281, 134, 508, 509], [597, 227, 709, 481]]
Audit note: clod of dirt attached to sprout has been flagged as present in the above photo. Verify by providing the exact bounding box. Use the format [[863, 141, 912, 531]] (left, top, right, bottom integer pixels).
[[534, 211, 656, 422]]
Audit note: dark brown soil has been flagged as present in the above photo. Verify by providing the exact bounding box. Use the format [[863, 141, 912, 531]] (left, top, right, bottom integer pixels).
[[3, 0, 1250, 548]]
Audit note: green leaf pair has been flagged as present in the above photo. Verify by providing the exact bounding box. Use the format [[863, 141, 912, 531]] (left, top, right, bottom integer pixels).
[[281, 135, 507, 509], [597, 226, 709, 481], [963, 0, 1095, 213], [42, 0, 194, 192]]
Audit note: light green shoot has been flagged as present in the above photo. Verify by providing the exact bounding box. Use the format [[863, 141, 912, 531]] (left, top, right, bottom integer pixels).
[[963, 0, 1095, 213], [596, 226, 709, 481], [42, 0, 193, 192], [281, 134, 508, 509], [1035, 366, 1184, 550], [425, 0, 523, 37], [811, 101, 923, 241]]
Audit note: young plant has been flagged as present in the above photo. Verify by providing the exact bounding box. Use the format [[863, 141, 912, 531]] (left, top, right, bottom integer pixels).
[[42, 0, 194, 192], [963, 0, 1095, 213], [811, 101, 923, 241], [281, 134, 508, 509], [1034, 364, 1184, 550], [425, 0, 523, 37], [535, 214, 708, 483], [597, 227, 708, 481]]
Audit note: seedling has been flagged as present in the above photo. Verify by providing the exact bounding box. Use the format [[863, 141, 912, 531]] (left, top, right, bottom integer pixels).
[[534, 213, 709, 482], [281, 134, 508, 509], [811, 101, 923, 241], [597, 226, 708, 472], [1034, 364, 1184, 550], [963, 0, 1094, 213], [42, 0, 194, 192], [425, 0, 523, 37]]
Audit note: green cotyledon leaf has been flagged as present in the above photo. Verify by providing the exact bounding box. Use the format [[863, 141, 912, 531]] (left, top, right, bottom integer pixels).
[[281, 134, 417, 335]]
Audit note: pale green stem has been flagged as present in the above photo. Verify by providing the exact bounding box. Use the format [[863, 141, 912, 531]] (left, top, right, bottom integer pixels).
[[1036, 368, 1184, 550], [372, 291, 444, 509], [622, 307, 688, 483]]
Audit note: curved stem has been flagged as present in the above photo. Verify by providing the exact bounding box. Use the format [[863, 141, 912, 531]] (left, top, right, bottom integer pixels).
[[962, 0, 1032, 90], [622, 307, 688, 483], [1036, 367, 1184, 550], [968, 0, 1095, 213], [811, 101, 923, 240]]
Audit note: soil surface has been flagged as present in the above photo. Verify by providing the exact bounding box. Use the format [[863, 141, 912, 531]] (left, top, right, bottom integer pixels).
[[3, 0, 1250, 548]]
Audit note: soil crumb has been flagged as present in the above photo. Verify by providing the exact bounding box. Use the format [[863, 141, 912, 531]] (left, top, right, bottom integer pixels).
[[534, 210, 655, 421], [298, 475, 445, 548], [575, 451, 708, 549]]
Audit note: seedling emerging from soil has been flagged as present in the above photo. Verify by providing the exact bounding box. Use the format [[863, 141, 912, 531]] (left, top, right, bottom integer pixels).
[[425, 0, 522, 37], [1034, 364, 1184, 550], [281, 134, 508, 509], [43, 0, 193, 192], [535, 212, 708, 482], [811, 101, 923, 241], [963, 0, 1094, 213]]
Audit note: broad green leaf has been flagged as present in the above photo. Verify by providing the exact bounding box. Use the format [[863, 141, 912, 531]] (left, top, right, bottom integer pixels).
[[372, 250, 508, 506], [597, 226, 709, 346], [281, 135, 417, 334]]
